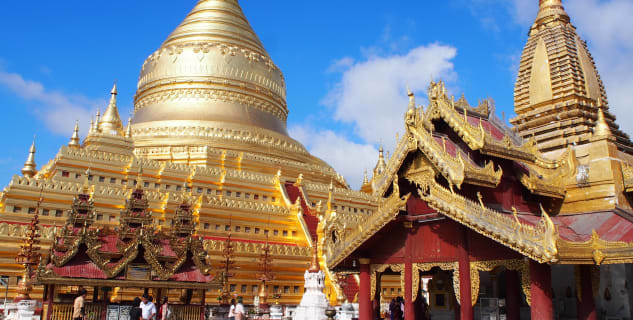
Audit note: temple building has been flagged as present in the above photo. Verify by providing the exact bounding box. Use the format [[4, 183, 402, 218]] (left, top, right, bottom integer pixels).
[[1, 0, 633, 320], [320, 0, 633, 319], [0, 0, 374, 316]]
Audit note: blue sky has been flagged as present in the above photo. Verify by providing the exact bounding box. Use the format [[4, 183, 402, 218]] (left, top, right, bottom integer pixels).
[[1, 0, 632, 188]]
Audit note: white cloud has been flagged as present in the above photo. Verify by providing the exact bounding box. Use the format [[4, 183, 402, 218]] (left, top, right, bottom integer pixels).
[[290, 126, 378, 189], [326, 57, 355, 73], [322, 43, 458, 147], [565, 0, 633, 135], [0, 68, 103, 137]]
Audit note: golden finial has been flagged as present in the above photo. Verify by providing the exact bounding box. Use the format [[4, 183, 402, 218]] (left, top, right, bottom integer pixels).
[[537, 0, 568, 24], [100, 82, 124, 136], [68, 120, 81, 148], [363, 169, 369, 184], [125, 116, 132, 138], [82, 167, 92, 194], [294, 173, 304, 187], [374, 144, 387, 176], [594, 107, 612, 138], [136, 163, 144, 188], [21, 136, 37, 178], [308, 241, 320, 273], [92, 110, 101, 134], [407, 86, 415, 110]]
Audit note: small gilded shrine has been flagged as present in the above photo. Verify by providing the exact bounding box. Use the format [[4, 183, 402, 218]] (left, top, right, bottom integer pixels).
[[37, 172, 217, 291]]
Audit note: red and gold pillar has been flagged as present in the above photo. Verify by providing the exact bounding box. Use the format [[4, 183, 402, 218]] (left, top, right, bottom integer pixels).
[[359, 258, 372, 320], [529, 260, 553, 319], [506, 270, 520, 320], [458, 226, 473, 319], [404, 262, 414, 319], [577, 265, 597, 320]]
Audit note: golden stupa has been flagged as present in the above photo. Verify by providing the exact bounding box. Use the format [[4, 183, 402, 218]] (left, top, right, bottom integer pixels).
[[512, 0, 632, 155], [0, 0, 376, 305]]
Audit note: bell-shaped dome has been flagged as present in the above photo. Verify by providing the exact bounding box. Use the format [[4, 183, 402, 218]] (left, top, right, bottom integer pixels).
[[132, 0, 289, 137]]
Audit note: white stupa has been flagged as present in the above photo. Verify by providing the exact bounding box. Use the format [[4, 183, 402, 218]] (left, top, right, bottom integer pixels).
[[293, 243, 330, 320]]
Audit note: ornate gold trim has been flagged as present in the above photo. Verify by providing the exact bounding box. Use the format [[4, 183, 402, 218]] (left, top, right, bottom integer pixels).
[[417, 181, 558, 263], [470, 259, 530, 307], [325, 191, 410, 268], [370, 264, 404, 300], [412, 262, 459, 303], [557, 230, 633, 265]]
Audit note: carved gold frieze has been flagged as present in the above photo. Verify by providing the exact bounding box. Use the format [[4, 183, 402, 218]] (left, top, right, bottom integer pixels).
[[324, 191, 410, 268], [418, 182, 559, 263], [412, 262, 459, 304], [370, 264, 404, 300], [470, 259, 531, 306], [557, 230, 633, 265]]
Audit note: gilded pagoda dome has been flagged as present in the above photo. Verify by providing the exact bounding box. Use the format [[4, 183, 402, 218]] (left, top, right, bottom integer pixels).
[[131, 0, 310, 161]]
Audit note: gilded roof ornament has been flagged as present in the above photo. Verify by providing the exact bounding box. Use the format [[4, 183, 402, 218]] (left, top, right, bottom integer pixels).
[[308, 241, 320, 273], [68, 120, 81, 148], [594, 107, 612, 139], [99, 83, 124, 136], [125, 116, 132, 138], [21, 137, 37, 178]]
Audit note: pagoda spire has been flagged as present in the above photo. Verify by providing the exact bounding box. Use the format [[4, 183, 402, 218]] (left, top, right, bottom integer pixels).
[[594, 107, 613, 139], [536, 0, 569, 25], [93, 110, 101, 133], [373, 145, 387, 176], [68, 120, 81, 148], [21, 137, 37, 178], [125, 116, 132, 138], [99, 83, 124, 136]]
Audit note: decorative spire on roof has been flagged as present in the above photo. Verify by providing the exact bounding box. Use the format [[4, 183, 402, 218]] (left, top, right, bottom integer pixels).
[[536, 0, 568, 25], [373, 145, 387, 176], [21, 137, 37, 178], [125, 116, 132, 138], [99, 83, 124, 136], [94, 110, 101, 133], [407, 86, 415, 110], [68, 120, 81, 148], [363, 169, 369, 185], [15, 188, 42, 301], [594, 107, 613, 139], [308, 240, 320, 273]]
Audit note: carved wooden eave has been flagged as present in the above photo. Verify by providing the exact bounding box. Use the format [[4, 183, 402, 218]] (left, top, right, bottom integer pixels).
[[463, 157, 503, 188], [421, 84, 571, 170], [517, 165, 566, 198], [408, 173, 559, 263], [324, 191, 410, 268], [454, 94, 490, 118], [557, 230, 633, 265], [372, 135, 417, 197]]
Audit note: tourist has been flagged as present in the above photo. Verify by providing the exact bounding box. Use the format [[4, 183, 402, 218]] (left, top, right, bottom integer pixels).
[[228, 298, 236, 320], [130, 297, 143, 320], [140, 294, 157, 320], [388, 298, 396, 320], [158, 297, 170, 320], [234, 297, 245, 320], [72, 288, 87, 320]]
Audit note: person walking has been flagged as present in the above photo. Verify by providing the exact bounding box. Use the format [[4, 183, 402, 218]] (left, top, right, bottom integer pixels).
[[130, 297, 143, 320], [72, 289, 87, 320], [140, 294, 157, 320], [234, 297, 245, 320], [228, 298, 236, 320], [158, 297, 170, 320]]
